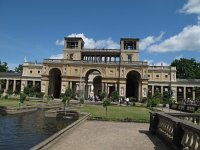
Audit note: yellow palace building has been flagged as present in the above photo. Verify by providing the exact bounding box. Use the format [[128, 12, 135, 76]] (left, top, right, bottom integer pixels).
[[1, 37, 200, 102]]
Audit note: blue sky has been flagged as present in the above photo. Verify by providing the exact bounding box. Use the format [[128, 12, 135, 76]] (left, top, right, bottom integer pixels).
[[0, 0, 200, 69]]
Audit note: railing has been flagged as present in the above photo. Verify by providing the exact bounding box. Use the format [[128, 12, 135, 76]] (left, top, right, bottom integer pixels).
[[23, 61, 43, 65], [148, 66, 176, 70], [82, 48, 121, 53], [43, 59, 148, 66], [149, 112, 200, 150], [171, 113, 200, 125], [170, 103, 199, 113], [181, 122, 200, 150]]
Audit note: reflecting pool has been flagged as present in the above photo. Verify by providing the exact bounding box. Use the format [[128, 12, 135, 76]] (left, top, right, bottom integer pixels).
[[0, 109, 76, 150]]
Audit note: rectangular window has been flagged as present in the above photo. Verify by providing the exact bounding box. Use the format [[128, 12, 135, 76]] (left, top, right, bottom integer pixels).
[[128, 55, 132, 62], [124, 42, 133, 50], [67, 42, 78, 49], [124, 41, 136, 50]]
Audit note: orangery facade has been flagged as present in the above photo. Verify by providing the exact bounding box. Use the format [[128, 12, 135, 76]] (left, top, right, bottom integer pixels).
[[1, 37, 200, 102]]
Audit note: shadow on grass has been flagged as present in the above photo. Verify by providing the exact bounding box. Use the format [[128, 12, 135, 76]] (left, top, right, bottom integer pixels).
[[139, 130, 169, 150]]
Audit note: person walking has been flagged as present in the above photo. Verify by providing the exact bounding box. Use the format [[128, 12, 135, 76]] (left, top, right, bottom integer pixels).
[[126, 97, 129, 106]]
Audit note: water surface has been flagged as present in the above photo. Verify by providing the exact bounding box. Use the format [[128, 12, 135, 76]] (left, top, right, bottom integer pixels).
[[0, 109, 76, 150]]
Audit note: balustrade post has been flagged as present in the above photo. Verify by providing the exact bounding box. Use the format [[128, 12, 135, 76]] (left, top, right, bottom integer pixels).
[[149, 112, 158, 134], [172, 122, 184, 149]]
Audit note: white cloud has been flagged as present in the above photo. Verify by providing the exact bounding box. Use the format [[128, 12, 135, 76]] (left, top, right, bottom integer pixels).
[[140, 32, 164, 50], [49, 54, 63, 59], [180, 0, 200, 24], [55, 40, 64, 46], [147, 25, 200, 52], [198, 16, 200, 24], [56, 33, 120, 49], [140, 1, 200, 53], [180, 0, 200, 15], [174, 55, 183, 60]]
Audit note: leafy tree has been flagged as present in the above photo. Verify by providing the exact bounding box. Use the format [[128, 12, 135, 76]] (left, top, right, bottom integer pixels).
[[0, 61, 8, 72], [19, 93, 26, 108], [65, 88, 72, 98], [23, 86, 43, 98], [110, 91, 119, 102], [62, 95, 70, 111], [61, 88, 73, 110], [99, 91, 107, 100], [79, 96, 84, 105], [171, 58, 200, 79], [163, 91, 172, 106], [147, 93, 160, 109], [103, 98, 111, 115], [15, 64, 23, 73]]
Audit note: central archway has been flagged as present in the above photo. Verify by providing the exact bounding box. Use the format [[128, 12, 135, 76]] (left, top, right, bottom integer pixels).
[[85, 69, 102, 100], [126, 70, 141, 101], [49, 68, 61, 98]]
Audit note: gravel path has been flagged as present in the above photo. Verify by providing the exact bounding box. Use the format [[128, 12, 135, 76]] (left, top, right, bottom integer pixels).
[[47, 121, 168, 150]]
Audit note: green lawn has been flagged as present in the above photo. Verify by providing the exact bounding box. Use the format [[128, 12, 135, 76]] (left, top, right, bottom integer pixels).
[[0, 98, 45, 108], [78, 104, 150, 123], [0, 99, 150, 123]]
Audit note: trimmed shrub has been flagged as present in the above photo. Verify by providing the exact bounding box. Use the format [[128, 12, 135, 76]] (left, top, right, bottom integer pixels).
[[99, 91, 107, 100], [103, 97, 111, 114], [4, 94, 8, 99], [80, 97, 84, 105], [141, 97, 148, 103], [110, 91, 119, 102], [20, 93, 26, 104], [147, 95, 160, 108], [35, 92, 44, 98]]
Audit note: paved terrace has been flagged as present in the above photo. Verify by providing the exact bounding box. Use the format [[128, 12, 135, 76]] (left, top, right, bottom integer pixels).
[[47, 121, 168, 150]]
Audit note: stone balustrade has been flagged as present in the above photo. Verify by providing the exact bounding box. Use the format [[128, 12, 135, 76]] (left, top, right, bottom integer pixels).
[[149, 112, 200, 149], [43, 59, 148, 66], [170, 103, 199, 113], [181, 125, 200, 149]]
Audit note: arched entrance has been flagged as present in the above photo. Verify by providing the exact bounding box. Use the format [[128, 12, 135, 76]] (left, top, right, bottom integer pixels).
[[49, 68, 61, 98], [126, 70, 141, 101], [85, 69, 102, 100]]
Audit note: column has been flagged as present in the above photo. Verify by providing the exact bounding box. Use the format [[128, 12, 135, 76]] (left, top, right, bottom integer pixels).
[[13, 80, 16, 92], [105, 83, 108, 94], [161, 86, 163, 97], [183, 86, 186, 100], [45, 81, 49, 96], [66, 81, 69, 88], [88, 85, 91, 97], [5, 79, 9, 92], [193, 88, 195, 100], [69, 81, 72, 89], [115, 83, 117, 91], [152, 85, 154, 96], [102, 82, 105, 92], [138, 82, 141, 102]]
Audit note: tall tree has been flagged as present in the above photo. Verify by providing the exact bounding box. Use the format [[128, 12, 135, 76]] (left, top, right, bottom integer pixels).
[[171, 58, 200, 79], [0, 61, 8, 72], [15, 64, 23, 73]]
